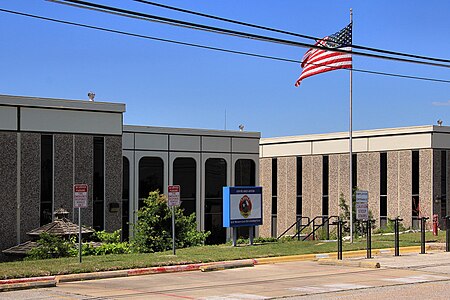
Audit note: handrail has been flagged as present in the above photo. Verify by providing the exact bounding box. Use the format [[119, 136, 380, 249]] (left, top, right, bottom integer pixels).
[[277, 216, 310, 240], [301, 215, 340, 241]]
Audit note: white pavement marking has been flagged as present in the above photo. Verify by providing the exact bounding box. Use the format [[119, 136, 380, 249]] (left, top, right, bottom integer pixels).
[[289, 283, 370, 293], [200, 294, 270, 300], [383, 274, 447, 284]]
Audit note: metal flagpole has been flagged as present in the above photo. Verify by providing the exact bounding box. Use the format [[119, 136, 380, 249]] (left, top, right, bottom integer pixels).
[[349, 8, 354, 243]]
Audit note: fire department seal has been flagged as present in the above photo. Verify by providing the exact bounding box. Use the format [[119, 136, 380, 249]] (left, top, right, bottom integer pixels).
[[239, 195, 252, 218]]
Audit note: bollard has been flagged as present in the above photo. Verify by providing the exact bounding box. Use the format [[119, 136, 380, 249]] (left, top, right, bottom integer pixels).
[[394, 217, 403, 256], [332, 220, 343, 260], [420, 217, 429, 254], [446, 216, 450, 252], [366, 219, 372, 259]]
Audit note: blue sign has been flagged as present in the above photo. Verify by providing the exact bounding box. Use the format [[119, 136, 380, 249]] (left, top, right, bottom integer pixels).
[[223, 186, 263, 227]]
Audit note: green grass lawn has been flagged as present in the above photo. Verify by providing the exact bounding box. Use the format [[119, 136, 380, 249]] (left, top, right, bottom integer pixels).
[[0, 231, 445, 280]]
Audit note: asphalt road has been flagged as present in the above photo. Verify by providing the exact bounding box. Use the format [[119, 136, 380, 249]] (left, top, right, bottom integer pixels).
[[2, 251, 450, 299]]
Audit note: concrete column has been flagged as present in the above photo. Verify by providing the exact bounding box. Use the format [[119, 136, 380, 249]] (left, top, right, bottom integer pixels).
[[0, 133, 18, 252], [338, 154, 350, 216], [276, 157, 297, 236], [387, 151, 399, 219], [302, 156, 314, 220], [398, 151, 412, 228], [105, 136, 122, 232], [74, 135, 94, 227], [329, 154, 340, 218], [20, 133, 40, 242], [368, 152, 380, 227], [54, 134, 74, 218], [311, 156, 323, 218], [420, 149, 433, 228], [259, 158, 272, 237]]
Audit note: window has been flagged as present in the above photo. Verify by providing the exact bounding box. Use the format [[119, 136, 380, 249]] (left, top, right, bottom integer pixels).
[[380, 153, 388, 227], [173, 158, 196, 218], [352, 154, 358, 190], [412, 151, 420, 229], [235, 159, 256, 186], [322, 156, 329, 216], [122, 157, 130, 240], [271, 158, 277, 238], [205, 158, 227, 244], [139, 157, 164, 209], [296, 157, 303, 219], [40, 135, 53, 226], [93, 137, 105, 231]]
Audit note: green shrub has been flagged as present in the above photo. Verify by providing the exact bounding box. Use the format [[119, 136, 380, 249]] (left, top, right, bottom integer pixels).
[[26, 233, 75, 260], [131, 191, 210, 253]]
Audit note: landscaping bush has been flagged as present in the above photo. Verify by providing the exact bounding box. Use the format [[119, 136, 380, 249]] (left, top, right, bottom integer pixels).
[[26, 233, 74, 260], [131, 191, 210, 253]]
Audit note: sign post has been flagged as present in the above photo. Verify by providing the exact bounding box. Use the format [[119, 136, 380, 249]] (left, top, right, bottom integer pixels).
[[74, 184, 88, 263], [168, 185, 181, 255]]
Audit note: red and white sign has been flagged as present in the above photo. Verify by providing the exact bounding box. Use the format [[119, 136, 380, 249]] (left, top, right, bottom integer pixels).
[[73, 184, 88, 208], [168, 185, 181, 207]]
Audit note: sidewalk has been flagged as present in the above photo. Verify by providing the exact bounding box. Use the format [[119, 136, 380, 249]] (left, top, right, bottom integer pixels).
[[0, 244, 446, 292]]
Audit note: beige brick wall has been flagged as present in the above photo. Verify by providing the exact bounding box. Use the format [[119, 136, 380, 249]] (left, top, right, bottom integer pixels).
[[259, 158, 272, 237]]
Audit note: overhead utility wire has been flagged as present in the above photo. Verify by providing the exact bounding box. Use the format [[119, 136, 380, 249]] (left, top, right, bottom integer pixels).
[[1, 8, 449, 85], [50, 0, 450, 69], [134, 0, 450, 64]]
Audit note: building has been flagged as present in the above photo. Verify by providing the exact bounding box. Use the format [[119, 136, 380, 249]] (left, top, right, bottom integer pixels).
[[259, 126, 450, 237], [0, 94, 260, 257]]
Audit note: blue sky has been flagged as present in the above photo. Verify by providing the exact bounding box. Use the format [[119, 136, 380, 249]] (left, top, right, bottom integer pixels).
[[1, 0, 449, 137]]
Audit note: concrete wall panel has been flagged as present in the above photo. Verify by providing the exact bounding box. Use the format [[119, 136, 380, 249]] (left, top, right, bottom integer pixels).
[[170, 135, 201, 152], [368, 152, 380, 226], [54, 134, 74, 219], [74, 135, 94, 227], [398, 151, 412, 228], [20, 133, 40, 242], [329, 154, 340, 218], [0, 133, 17, 252], [122, 133, 134, 149], [105, 136, 122, 232], [311, 156, 323, 218], [259, 158, 271, 237], [21, 108, 122, 135], [232, 138, 259, 154], [420, 149, 433, 228], [135, 133, 168, 151], [387, 151, 399, 218], [202, 136, 231, 153], [0, 106, 17, 130], [338, 154, 350, 216]]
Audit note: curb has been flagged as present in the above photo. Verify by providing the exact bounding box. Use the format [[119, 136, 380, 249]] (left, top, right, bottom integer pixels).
[[0, 245, 436, 292], [318, 259, 380, 269]]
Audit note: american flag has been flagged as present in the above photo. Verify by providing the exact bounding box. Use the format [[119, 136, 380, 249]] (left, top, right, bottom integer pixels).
[[295, 23, 352, 87]]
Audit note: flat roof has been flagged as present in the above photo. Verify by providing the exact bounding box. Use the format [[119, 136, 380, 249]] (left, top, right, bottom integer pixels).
[[0, 94, 126, 113], [260, 125, 450, 145], [124, 125, 261, 138]]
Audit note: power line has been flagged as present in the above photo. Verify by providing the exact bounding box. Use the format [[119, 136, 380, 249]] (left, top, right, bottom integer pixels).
[[1, 8, 449, 85], [50, 0, 450, 69], [134, 0, 450, 64]]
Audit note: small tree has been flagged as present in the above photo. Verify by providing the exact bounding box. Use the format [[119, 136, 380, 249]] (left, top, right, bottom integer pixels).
[[132, 191, 209, 253], [339, 189, 375, 238]]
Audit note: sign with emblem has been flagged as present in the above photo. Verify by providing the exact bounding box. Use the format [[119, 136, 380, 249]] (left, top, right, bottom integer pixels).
[[356, 190, 369, 221], [223, 186, 263, 227]]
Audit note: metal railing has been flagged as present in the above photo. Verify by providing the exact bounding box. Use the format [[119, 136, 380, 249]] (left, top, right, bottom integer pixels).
[[277, 216, 310, 240]]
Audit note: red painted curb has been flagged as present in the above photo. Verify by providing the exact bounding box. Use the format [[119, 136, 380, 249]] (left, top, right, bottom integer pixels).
[[0, 276, 56, 285], [128, 263, 204, 276]]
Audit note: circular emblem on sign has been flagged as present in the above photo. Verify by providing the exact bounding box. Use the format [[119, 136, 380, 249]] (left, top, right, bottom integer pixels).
[[239, 195, 252, 218]]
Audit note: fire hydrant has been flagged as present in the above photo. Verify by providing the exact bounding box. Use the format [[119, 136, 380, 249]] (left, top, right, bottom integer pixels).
[[433, 214, 439, 236]]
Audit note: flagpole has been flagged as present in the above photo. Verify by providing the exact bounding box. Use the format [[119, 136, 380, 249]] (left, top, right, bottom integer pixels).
[[349, 8, 354, 243]]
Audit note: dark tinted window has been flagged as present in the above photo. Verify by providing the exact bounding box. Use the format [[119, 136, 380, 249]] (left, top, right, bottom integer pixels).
[[173, 158, 196, 217], [235, 159, 255, 186], [205, 158, 227, 244], [93, 137, 104, 231], [40, 135, 53, 226], [122, 157, 130, 240], [139, 157, 164, 209]]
